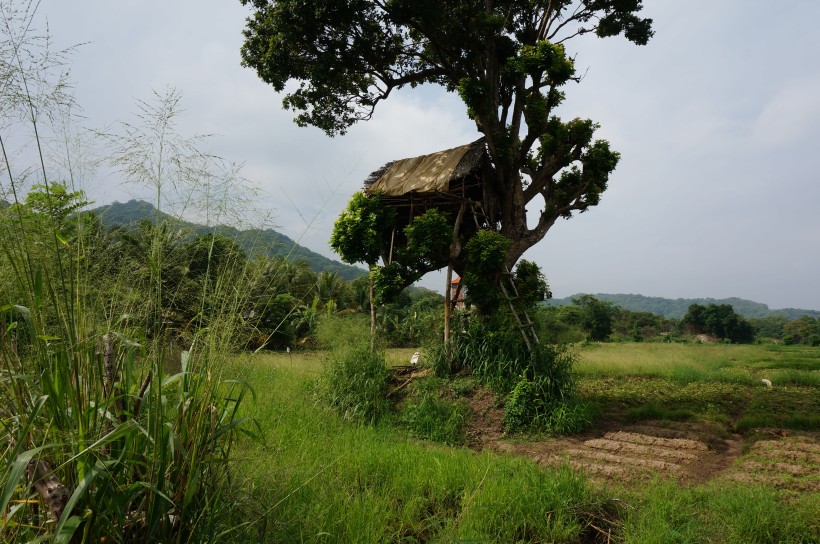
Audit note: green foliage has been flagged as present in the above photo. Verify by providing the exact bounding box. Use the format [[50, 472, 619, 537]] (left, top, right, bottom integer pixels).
[[236, 345, 819, 543], [621, 481, 816, 543], [24, 182, 91, 230], [627, 404, 696, 423], [401, 208, 452, 270], [734, 413, 820, 433], [241, 0, 653, 275], [782, 316, 820, 346], [503, 373, 550, 432], [462, 230, 510, 313], [330, 191, 394, 266], [333, 202, 452, 305], [331, 195, 453, 308], [537, 305, 587, 344], [94, 199, 368, 281], [513, 259, 551, 309], [544, 401, 597, 435], [683, 303, 755, 343], [317, 317, 390, 424], [611, 308, 667, 342], [0, 60, 257, 541], [370, 262, 407, 304], [397, 380, 469, 445], [376, 287, 444, 347], [503, 373, 594, 434], [431, 313, 577, 430], [548, 293, 820, 320], [573, 294, 616, 341]]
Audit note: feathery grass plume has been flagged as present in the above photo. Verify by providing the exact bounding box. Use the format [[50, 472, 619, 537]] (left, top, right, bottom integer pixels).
[[0, 7, 262, 540]]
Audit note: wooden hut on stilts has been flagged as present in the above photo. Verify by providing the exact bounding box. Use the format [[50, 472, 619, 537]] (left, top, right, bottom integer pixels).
[[363, 139, 539, 350]]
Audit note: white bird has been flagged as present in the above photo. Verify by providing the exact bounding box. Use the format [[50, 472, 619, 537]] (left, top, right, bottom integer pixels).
[[761, 378, 772, 388]]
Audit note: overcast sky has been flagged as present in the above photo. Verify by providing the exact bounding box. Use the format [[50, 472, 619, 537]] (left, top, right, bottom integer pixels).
[[6, 1, 820, 310]]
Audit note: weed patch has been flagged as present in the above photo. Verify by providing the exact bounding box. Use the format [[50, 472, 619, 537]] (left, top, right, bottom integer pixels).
[[627, 403, 696, 423], [504, 373, 596, 434], [396, 388, 469, 445]]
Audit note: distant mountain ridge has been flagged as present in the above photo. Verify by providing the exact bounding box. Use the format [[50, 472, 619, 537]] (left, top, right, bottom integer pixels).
[[545, 293, 820, 320], [90, 200, 367, 281]]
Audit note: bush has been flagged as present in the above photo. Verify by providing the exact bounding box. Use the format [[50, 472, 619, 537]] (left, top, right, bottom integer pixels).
[[431, 314, 576, 393], [503, 373, 593, 434], [318, 316, 390, 424], [429, 312, 578, 433], [503, 373, 550, 432], [397, 389, 469, 445]]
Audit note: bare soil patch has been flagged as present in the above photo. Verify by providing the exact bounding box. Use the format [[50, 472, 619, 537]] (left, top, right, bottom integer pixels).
[[461, 391, 819, 492]]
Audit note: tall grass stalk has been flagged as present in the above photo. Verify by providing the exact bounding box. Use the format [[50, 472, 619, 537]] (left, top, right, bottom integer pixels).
[[0, 11, 259, 539]]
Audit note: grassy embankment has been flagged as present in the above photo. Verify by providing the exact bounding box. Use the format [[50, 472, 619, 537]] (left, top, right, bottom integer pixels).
[[229, 343, 819, 543]]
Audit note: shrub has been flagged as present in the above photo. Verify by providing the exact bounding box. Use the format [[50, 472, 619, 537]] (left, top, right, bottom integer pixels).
[[627, 404, 696, 423], [431, 314, 575, 393], [398, 390, 469, 445], [503, 373, 593, 434], [503, 373, 549, 432], [318, 316, 390, 424]]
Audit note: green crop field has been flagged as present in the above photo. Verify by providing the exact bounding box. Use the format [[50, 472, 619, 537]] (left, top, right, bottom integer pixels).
[[228, 343, 820, 543]]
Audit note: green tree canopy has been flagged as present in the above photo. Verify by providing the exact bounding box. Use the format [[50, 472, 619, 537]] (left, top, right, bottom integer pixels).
[[572, 294, 615, 341], [682, 303, 755, 344], [240, 0, 653, 273]]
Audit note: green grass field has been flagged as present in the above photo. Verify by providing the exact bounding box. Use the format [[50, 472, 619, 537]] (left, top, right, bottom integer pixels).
[[577, 343, 820, 432], [228, 343, 819, 543]]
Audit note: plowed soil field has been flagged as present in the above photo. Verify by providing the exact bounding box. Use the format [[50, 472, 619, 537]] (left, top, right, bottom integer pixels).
[[463, 389, 819, 493]]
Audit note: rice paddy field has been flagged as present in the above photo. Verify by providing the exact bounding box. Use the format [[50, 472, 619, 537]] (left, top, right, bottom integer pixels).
[[228, 342, 819, 543]]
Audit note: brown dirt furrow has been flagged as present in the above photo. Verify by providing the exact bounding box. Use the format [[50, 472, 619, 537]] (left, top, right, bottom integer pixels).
[[724, 471, 820, 493], [751, 441, 820, 462], [626, 425, 695, 439], [604, 431, 708, 451], [564, 448, 681, 473], [567, 460, 632, 479], [737, 461, 815, 477], [584, 438, 700, 462], [776, 438, 820, 454]]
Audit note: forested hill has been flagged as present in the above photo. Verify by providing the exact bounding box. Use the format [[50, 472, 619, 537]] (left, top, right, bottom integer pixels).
[[545, 293, 820, 320], [91, 200, 367, 281]]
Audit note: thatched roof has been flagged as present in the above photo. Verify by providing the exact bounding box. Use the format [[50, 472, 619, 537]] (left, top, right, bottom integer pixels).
[[364, 139, 486, 197]]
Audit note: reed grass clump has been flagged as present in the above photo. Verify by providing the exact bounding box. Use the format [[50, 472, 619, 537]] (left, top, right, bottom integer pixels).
[[0, 208, 257, 542], [0, 14, 260, 536]]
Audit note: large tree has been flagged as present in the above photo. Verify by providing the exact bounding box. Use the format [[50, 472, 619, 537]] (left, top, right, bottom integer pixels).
[[239, 0, 652, 270]]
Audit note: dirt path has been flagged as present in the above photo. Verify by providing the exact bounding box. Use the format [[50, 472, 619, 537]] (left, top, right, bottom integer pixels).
[[462, 392, 819, 492]]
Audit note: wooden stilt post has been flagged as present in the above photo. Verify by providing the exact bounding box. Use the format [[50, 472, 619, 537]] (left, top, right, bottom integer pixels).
[[444, 261, 453, 348], [444, 202, 467, 363], [369, 267, 376, 351]]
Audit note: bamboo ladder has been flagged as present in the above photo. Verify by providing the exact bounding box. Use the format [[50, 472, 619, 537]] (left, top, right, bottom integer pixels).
[[459, 201, 540, 351]]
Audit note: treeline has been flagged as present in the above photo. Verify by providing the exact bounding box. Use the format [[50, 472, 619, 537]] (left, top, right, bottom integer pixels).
[[546, 293, 820, 320], [539, 295, 820, 345], [0, 184, 444, 351]]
